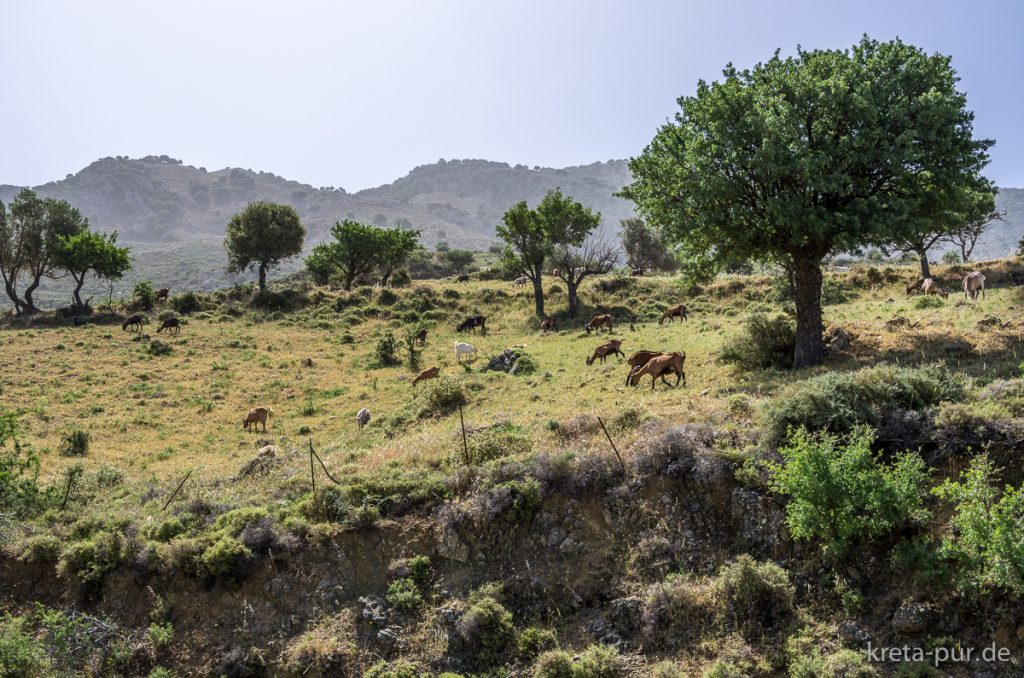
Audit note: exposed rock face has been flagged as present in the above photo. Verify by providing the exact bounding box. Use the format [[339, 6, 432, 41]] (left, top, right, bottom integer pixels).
[[893, 601, 934, 636], [731, 488, 787, 552]]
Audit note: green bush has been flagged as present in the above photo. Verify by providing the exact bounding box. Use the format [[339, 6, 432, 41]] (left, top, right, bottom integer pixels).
[[574, 644, 624, 677], [147, 340, 173, 357], [59, 429, 90, 457], [512, 351, 538, 375], [133, 280, 156, 311], [171, 291, 202, 315], [770, 426, 929, 559], [933, 454, 1024, 595], [0, 614, 45, 675], [719, 313, 796, 370], [374, 331, 401, 367], [703, 661, 747, 678], [517, 626, 556, 659], [57, 530, 131, 585], [390, 268, 412, 287], [19, 534, 63, 562], [415, 377, 468, 418], [458, 424, 533, 465], [386, 577, 424, 612], [407, 555, 431, 587], [200, 535, 253, 578], [146, 622, 174, 649], [366, 659, 429, 678], [716, 555, 795, 633], [763, 364, 964, 446], [790, 649, 879, 677], [378, 288, 400, 305], [533, 650, 574, 678], [457, 597, 516, 668], [0, 411, 50, 518], [914, 294, 945, 309]]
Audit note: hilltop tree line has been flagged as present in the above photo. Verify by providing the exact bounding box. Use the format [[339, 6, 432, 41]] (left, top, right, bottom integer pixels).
[[0, 189, 131, 315]]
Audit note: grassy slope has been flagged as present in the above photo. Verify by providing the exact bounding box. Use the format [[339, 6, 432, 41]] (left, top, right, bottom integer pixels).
[[3, 259, 1020, 491]]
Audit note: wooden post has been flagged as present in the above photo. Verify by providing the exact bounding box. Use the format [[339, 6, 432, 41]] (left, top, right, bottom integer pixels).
[[60, 474, 76, 511], [458, 402, 470, 466], [162, 469, 194, 511], [597, 416, 626, 474], [309, 438, 318, 518]]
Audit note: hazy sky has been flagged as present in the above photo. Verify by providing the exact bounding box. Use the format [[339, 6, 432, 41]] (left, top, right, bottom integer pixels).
[[2, 0, 1022, 190]]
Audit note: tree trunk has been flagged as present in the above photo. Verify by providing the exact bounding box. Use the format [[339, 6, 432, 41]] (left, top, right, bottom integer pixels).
[[258, 262, 268, 293], [22, 275, 41, 314], [567, 278, 579, 318], [71, 272, 86, 307], [2, 277, 27, 315], [792, 254, 825, 369], [531, 274, 545, 317], [916, 248, 931, 279], [380, 267, 393, 287]]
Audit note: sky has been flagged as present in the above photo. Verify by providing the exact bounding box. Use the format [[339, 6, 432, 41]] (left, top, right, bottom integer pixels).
[[2, 0, 1023, 190]]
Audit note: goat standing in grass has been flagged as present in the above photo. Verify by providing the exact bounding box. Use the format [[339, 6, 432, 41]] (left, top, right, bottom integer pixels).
[[356, 408, 371, 429], [585, 314, 613, 334], [628, 352, 686, 389], [122, 314, 146, 332], [157, 317, 181, 335], [659, 304, 688, 324], [922, 279, 948, 298], [586, 339, 624, 365], [963, 271, 986, 300], [243, 406, 273, 432], [455, 341, 477, 362], [412, 366, 441, 386], [624, 350, 664, 385]]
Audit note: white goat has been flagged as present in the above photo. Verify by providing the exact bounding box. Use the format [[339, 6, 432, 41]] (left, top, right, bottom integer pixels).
[[356, 407, 371, 429], [512, 276, 529, 288], [963, 271, 986, 300], [455, 341, 477, 362]]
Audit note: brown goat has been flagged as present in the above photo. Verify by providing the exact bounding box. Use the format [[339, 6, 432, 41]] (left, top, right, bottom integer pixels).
[[586, 339, 624, 365], [414, 328, 428, 345], [121, 314, 146, 332], [456, 274, 470, 283], [922, 278, 948, 298], [659, 304, 688, 324], [624, 350, 664, 385], [243, 406, 273, 432], [906, 278, 925, 295], [628, 352, 686, 389], [540, 317, 556, 333], [157, 317, 181, 335], [155, 288, 170, 302], [630, 268, 644, 276], [585, 314, 613, 334], [412, 365, 441, 387]]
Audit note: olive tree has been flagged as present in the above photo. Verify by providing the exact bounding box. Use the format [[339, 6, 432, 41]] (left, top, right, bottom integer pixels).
[[224, 202, 305, 293], [623, 36, 995, 367], [54, 230, 132, 308]]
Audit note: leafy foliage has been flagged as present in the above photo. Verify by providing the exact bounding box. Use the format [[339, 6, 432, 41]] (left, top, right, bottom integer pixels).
[[718, 313, 796, 370], [224, 201, 305, 292], [770, 427, 930, 559]]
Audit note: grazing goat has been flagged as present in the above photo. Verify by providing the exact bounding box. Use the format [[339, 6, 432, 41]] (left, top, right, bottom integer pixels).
[[455, 341, 477, 362], [122, 314, 146, 332], [414, 327, 428, 345], [906, 278, 925, 295], [356, 407, 371, 429], [625, 350, 664, 385], [586, 339, 624, 365], [157, 317, 181, 335], [659, 303, 688, 324], [963, 271, 986, 300], [551, 268, 561, 277], [457, 315, 486, 334], [155, 288, 170, 302], [243, 406, 272, 432], [585, 314, 614, 334], [630, 268, 644, 276], [628, 352, 686, 390], [412, 366, 441, 387], [922, 278, 948, 298], [512, 276, 529, 288], [456, 274, 470, 283], [540, 317, 556, 333]]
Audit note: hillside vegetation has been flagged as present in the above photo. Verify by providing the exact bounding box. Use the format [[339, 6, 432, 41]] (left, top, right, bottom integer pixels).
[[3, 259, 1024, 675]]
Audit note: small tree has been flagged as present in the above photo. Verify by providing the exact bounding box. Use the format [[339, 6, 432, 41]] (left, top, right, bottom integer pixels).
[[55, 230, 131, 308], [445, 249, 475, 273], [224, 202, 305, 293], [306, 220, 386, 291], [551, 238, 619, 318], [377, 228, 420, 286], [621, 218, 677, 272], [497, 202, 549, 317], [949, 209, 1004, 263], [132, 280, 156, 311]]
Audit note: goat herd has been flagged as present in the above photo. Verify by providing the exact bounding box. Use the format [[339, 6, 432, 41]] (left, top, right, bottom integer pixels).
[[112, 268, 990, 434]]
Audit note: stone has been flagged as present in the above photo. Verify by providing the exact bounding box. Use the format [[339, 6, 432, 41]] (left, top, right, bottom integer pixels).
[[892, 601, 933, 636]]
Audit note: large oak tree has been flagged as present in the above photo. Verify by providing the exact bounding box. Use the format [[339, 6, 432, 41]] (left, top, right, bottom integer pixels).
[[224, 202, 305, 293], [622, 37, 995, 367]]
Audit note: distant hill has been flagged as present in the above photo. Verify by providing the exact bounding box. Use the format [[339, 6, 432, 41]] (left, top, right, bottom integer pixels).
[[1, 155, 1021, 306], [0, 155, 634, 250]]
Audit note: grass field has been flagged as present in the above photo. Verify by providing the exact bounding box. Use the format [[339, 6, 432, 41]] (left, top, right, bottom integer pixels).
[[3, 259, 1021, 490]]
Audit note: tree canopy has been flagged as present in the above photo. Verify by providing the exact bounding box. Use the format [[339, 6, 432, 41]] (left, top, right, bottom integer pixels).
[[622, 36, 995, 367], [306, 220, 420, 290], [224, 202, 305, 292], [54, 230, 132, 308]]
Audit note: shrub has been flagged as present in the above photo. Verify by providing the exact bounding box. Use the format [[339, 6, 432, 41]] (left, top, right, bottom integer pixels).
[[170, 292, 202, 315], [820, 276, 849, 305], [406, 555, 431, 587], [390, 268, 412, 287], [200, 535, 253, 578], [651, 662, 686, 678], [133, 281, 156, 311], [19, 534, 62, 562], [386, 577, 424, 612], [146, 622, 174, 649], [718, 313, 795, 370], [763, 364, 964, 446], [511, 351, 538, 375], [457, 597, 516, 668], [933, 455, 1024, 595], [703, 661, 747, 678], [458, 424, 533, 465], [574, 644, 624, 677], [57, 530, 131, 585], [533, 650, 574, 678], [59, 428, 90, 457], [348, 503, 380, 529], [715, 555, 795, 634], [643, 575, 717, 648], [790, 649, 879, 677], [914, 294, 945, 309], [374, 331, 401, 367], [0, 615, 45, 676], [517, 627, 556, 659], [147, 340, 172, 357], [770, 427, 929, 559], [416, 377, 468, 418], [366, 659, 429, 678]]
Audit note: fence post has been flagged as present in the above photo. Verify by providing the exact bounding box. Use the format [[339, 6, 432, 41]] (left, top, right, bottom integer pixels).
[[597, 416, 626, 474]]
